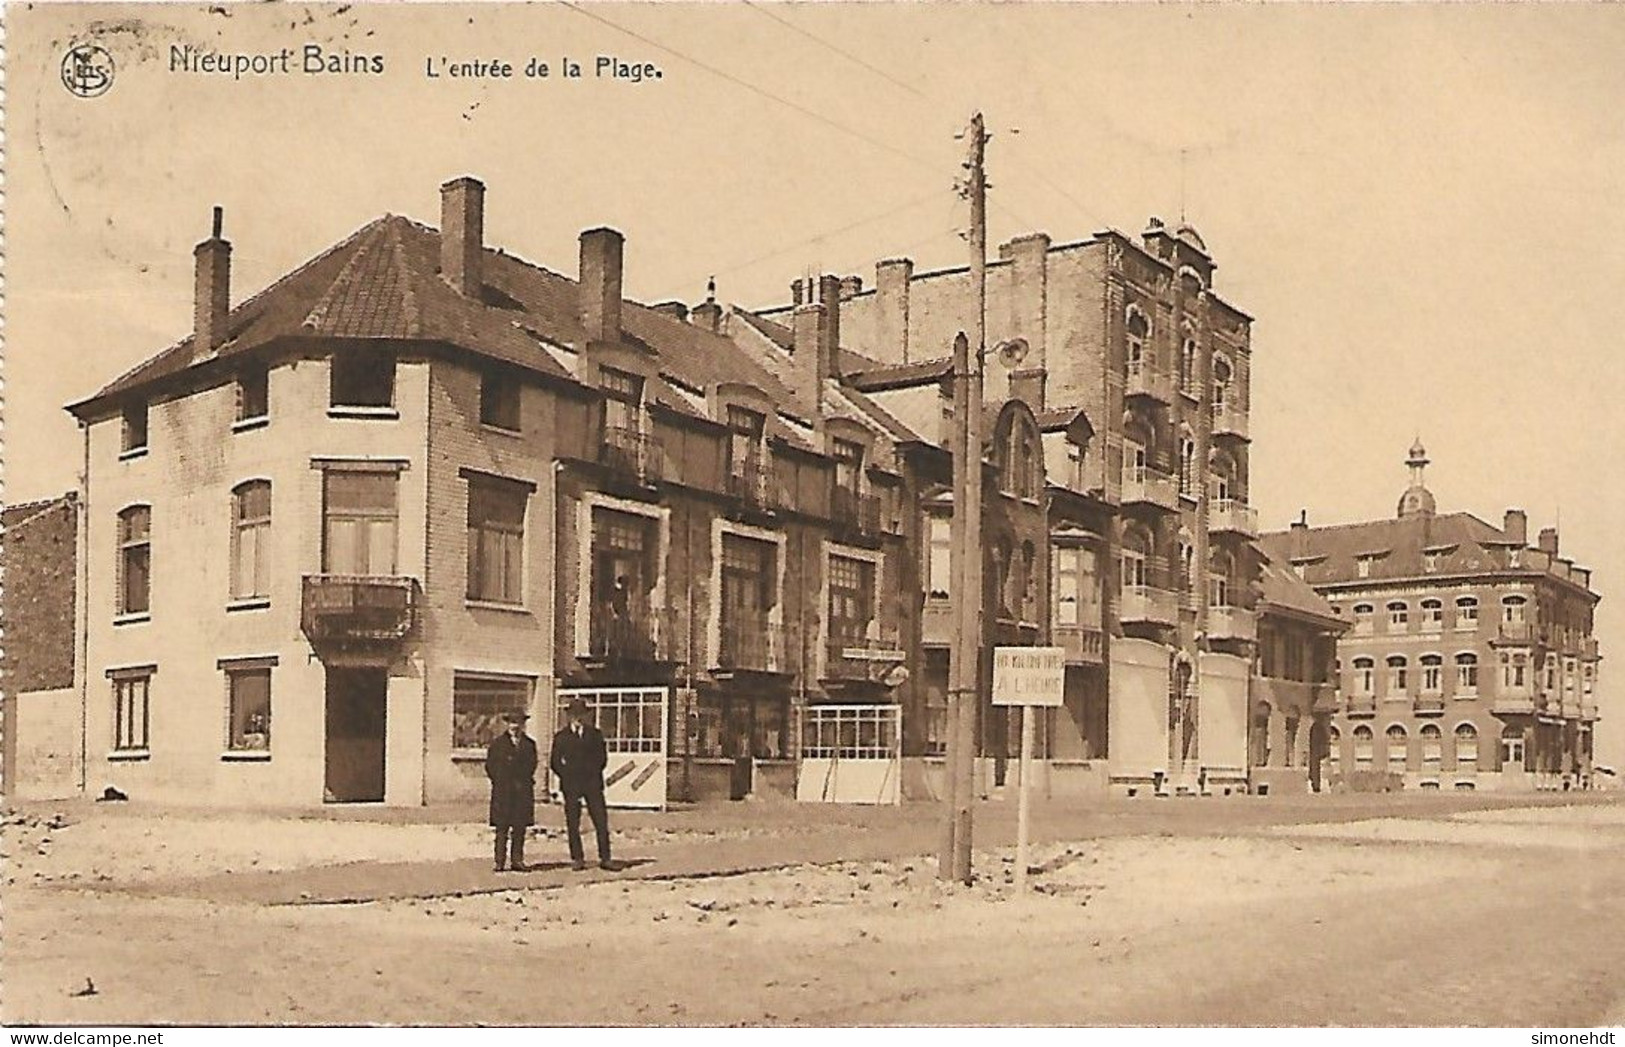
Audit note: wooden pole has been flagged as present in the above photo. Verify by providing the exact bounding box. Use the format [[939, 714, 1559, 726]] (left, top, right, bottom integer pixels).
[[1016, 704, 1034, 893]]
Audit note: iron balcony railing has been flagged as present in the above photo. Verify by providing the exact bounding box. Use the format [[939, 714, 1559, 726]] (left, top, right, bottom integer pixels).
[[589, 604, 678, 663], [726, 457, 773, 509], [600, 425, 663, 484], [716, 618, 787, 674], [301, 575, 422, 645]]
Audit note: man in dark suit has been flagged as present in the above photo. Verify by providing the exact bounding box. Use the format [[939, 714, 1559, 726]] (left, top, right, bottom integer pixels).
[[550, 697, 613, 871], [485, 710, 538, 872]]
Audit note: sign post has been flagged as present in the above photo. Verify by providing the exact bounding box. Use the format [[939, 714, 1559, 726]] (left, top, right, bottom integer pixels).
[[992, 646, 1064, 893]]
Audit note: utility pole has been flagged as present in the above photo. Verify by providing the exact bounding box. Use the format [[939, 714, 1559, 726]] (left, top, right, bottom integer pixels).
[[941, 112, 987, 885]]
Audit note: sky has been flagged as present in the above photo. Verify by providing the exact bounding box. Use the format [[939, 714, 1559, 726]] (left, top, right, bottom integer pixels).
[[7, 2, 1625, 763]]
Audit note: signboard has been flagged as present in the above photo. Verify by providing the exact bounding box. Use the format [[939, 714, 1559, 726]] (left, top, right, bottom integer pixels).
[[992, 646, 1065, 707]]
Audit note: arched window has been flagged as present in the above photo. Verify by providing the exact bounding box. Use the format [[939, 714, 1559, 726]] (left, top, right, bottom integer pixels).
[[1386, 724, 1409, 773], [1455, 723, 1479, 774], [1499, 724, 1525, 769], [1420, 723, 1443, 772], [1019, 541, 1037, 621], [1387, 601, 1409, 630], [1326, 724, 1342, 776], [1126, 307, 1150, 375], [1500, 651, 1528, 691], [1212, 356, 1232, 413], [1181, 541, 1197, 599], [1502, 594, 1527, 624], [1420, 598, 1443, 629], [1386, 655, 1409, 695], [1209, 549, 1234, 608], [1181, 337, 1198, 395], [231, 481, 272, 602], [1420, 654, 1443, 694], [1352, 657, 1375, 696], [1179, 433, 1196, 497], [1251, 702, 1272, 768], [1353, 603, 1374, 634], [1353, 725, 1374, 769], [1121, 524, 1151, 592], [1455, 596, 1479, 629], [117, 505, 152, 617], [1455, 653, 1479, 694]]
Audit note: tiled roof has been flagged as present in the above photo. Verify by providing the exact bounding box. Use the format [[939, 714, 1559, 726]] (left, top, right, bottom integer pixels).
[[1253, 543, 1344, 627], [1258, 512, 1514, 587], [74, 216, 809, 425], [845, 357, 953, 393]]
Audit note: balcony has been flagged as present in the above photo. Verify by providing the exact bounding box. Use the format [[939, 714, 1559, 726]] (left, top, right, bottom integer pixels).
[[1207, 499, 1259, 538], [1346, 694, 1377, 717], [1206, 605, 1257, 642], [1493, 621, 1535, 646], [831, 487, 883, 534], [1119, 585, 1178, 627], [1582, 637, 1600, 661], [1055, 623, 1105, 665], [922, 596, 954, 646], [715, 618, 787, 675], [825, 622, 904, 681], [1310, 683, 1341, 714], [1212, 404, 1250, 441], [586, 605, 678, 666], [1413, 694, 1446, 716], [1580, 701, 1599, 721], [600, 426, 663, 485], [1492, 694, 1536, 716], [726, 458, 773, 510], [1121, 466, 1179, 512], [301, 575, 422, 647], [1125, 360, 1174, 404]]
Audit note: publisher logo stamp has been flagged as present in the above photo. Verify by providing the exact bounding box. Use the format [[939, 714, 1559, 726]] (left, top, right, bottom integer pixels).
[[62, 42, 115, 98]]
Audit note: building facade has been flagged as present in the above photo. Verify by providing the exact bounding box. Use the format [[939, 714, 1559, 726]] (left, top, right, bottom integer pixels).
[[1260, 443, 1603, 792]]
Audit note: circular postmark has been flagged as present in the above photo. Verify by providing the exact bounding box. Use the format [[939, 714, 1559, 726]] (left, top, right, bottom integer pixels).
[[61, 42, 115, 98]]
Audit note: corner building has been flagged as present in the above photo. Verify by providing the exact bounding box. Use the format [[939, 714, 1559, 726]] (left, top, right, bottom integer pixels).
[[1259, 443, 1603, 792]]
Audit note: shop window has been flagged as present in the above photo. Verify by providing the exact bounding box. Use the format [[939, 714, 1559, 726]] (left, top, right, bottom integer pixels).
[[452, 674, 531, 751]]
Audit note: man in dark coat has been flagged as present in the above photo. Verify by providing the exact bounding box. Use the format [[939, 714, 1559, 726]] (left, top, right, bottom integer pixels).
[[550, 698, 613, 871], [485, 711, 538, 872]]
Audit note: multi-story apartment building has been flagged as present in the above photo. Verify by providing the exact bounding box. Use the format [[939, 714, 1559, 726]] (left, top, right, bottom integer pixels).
[[760, 220, 1283, 795], [1259, 442, 1603, 791]]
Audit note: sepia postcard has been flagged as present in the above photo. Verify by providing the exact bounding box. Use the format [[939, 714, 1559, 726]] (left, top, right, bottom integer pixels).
[[3, 1, 1624, 1032]]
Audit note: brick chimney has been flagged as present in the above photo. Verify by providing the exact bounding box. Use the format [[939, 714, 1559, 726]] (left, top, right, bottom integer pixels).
[[1538, 527, 1559, 557], [691, 277, 721, 333], [1003, 232, 1050, 366], [838, 275, 863, 301], [652, 301, 688, 322], [440, 176, 485, 297], [791, 278, 807, 307], [579, 227, 625, 345], [1503, 509, 1528, 546], [793, 301, 832, 391], [194, 206, 231, 355], [817, 274, 842, 379], [875, 257, 912, 364], [1290, 509, 1309, 560]]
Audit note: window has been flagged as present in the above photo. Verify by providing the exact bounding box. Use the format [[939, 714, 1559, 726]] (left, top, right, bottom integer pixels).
[[466, 478, 527, 604], [1353, 725, 1374, 770], [1456, 596, 1479, 629], [121, 402, 149, 454], [1500, 651, 1528, 691], [1121, 541, 1148, 592], [452, 674, 531, 751], [1181, 337, 1198, 395], [1326, 726, 1341, 776], [1212, 358, 1232, 413], [1386, 725, 1408, 773], [1421, 654, 1443, 694], [112, 672, 152, 752], [1018, 541, 1038, 622], [828, 554, 876, 645], [1455, 724, 1479, 774], [1125, 308, 1149, 374], [1053, 545, 1085, 626], [330, 349, 395, 408], [1502, 595, 1527, 624], [480, 369, 521, 431], [601, 367, 644, 433], [1420, 599, 1443, 629], [1423, 550, 1439, 572], [117, 506, 152, 616], [1285, 717, 1300, 768], [832, 438, 864, 497], [322, 471, 398, 575], [720, 534, 777, 664], [1352, 657, 1375, 696], [726, 405, 766, 480], [1357, 556, 1374, 579], [1544, 655, 1557, 693], [1387, 601, 1409, 630], [1420, 724, 1442, 773], [226, 666, 271, 752], [1353, 603, 1374, 634], [1179, 436, 1196, 497], [237, 367, 269, 423], [926, 516, 953, 601], [1386, 655, 1408, 696], [1455, 653, 1479, 695], [230, 481, 272, 602], [1500, 725, 1525, 770]]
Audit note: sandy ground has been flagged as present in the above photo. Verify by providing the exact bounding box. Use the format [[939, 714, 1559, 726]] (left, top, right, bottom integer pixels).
[[5, 796, 1625, 1025]]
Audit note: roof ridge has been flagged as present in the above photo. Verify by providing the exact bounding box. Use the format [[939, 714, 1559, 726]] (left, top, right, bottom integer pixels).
[[302, 220, 394, 330], [385, 217, 423, 337]]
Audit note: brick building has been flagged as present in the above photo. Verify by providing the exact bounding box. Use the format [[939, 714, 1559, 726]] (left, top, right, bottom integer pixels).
[[1, 492, 81, 798], [1259, 442, 1603, 791]]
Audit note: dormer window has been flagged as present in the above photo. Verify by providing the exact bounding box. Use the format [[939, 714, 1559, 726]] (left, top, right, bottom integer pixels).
[[1356, 555, 1376, 579], [601, 367, 643, 434], [121, 401, 149, 455], [727, 406, 765, 476], [833, 438, 864, 497]]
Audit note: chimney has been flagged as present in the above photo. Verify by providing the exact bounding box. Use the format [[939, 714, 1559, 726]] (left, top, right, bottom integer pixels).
[[1004, 232, 1050, 365], [194, 206, 231, 355], [791, 278, 806, 307], [875, 257, 913, 364], [1538, 527, 1559, 557], [1503, 509, 1528, 546], [793, 302, 832, 388], [691, 277, 721, 333], [440, 176, 485, 297], [817, 274, 841, 379], [652, 301, 689, 322], [1290, 509, 1309, 559], [838, 275, 863, 302], [579, 227, 625, 345]]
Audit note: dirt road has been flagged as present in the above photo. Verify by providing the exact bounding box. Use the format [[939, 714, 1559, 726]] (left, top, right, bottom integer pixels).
[[5, 796, 1623, 1025]]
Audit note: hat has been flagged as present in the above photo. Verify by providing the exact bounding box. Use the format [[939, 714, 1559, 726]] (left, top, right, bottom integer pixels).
[[502, 711, 529, 724], [565, 698, 591, 718]]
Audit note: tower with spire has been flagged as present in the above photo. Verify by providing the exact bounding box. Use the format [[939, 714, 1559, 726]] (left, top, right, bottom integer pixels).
[[1396, 437, 1436, 519]]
